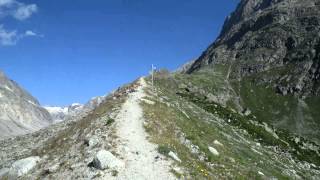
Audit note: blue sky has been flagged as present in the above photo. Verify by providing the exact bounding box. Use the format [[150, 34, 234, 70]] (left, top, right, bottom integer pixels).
[[0, 0, 238, 106]]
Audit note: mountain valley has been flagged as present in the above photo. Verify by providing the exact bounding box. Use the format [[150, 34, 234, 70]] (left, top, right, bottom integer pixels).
[[1, 0, 320, 179]]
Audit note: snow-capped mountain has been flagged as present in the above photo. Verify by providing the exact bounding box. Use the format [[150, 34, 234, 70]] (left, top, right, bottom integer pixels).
[[44, 95, 107, 122]]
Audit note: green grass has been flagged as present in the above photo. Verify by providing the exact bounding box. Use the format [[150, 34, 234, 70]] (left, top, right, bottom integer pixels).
[[142, 77, 288, 178], [157, 145, 172, 155], [178, 90, 320, 166], [142, 73, 320, 178], [105, 118, 115, 126]]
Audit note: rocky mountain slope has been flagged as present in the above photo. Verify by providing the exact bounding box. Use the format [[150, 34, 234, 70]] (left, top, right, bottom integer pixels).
[[0, 79, 178, 179], [0, 71, 52, 140], [186, 0, 320, 143], [1, 76, 319, 179], [1, 0, 320, 179]]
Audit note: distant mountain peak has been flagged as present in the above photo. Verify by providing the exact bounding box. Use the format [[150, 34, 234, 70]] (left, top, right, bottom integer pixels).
[[44, 94, 108, 122]]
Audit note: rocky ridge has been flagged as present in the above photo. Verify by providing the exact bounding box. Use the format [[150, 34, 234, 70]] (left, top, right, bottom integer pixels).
[[0, 71, 52, 140], [186, 0, 320, 142]]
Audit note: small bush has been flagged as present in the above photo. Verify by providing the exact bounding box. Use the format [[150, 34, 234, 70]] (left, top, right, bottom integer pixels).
[[157, 145, 171, 155], [106, 118, 115, 126], [111, 170, 118, 176]]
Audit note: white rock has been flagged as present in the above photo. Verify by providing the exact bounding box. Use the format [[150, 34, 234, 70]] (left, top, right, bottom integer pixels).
[[282, 169, 301, 179], [227, 157, 236, 163], [0, 168, 9, 178], [47, 163, 60, 173], [172, 166, 183, 175], [168, 151, 182, 162], [86, 136, 100, 148], [258, 171, 264, 176], [213, 140, 223, 146], [251, 147, 263, 155], [141, 98, 155, 105], [93, 150, 124, 170], [208, 146, 219, 156], [243, 109, 251, 116], [9, 156, 40, 177]]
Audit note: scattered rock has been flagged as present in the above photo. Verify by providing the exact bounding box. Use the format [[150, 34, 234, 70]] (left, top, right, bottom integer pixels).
[[213, 140, 224, 147], [8, 156, 41, 177], [206, 93, 218, 103], [251, 147, 263, 155], [178, 83, 188, 89], [172, 166, 184, 175], [242, 108, 251, 116], [141, 98, 155, 105], [168, 151, 182, 162], [93, 150, 124, 170], [208, 146, 219, 156], [85, 136, 100, 148], [46, 163, 60, 174], [282, 169, 302, 179], [227, 157, 236, 163]]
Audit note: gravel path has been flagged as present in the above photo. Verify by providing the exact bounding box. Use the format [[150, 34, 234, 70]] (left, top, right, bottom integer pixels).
[[105, 77, 176, 180]]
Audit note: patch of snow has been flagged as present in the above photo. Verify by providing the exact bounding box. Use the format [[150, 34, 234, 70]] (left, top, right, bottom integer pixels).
[[71, 103, 82, 107], [44, 106, 68, 114], [4, 85, 13, 92], [44, 106, 70, 122], [26, 100, 38, 107]]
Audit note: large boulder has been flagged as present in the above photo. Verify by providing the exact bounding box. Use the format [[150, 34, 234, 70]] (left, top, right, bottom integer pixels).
[[8, 156, 41, 178], [0, 168, 9, 178], [93, 150, 124, 170]]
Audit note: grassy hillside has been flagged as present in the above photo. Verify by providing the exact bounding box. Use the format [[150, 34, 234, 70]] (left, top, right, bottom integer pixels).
[[141, 71, 320, 179]]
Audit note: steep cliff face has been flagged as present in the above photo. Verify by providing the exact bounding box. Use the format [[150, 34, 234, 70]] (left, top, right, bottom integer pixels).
[[186, 0, 320, 142], [0, 71, 52, 140], [189, 0, 320, 95]]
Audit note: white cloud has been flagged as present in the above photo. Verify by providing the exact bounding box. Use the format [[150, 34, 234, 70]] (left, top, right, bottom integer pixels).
[[0, 1, 40, 46], [25, 30, 36, 36], [0, 26, 43, 46], [0, 0, 14, 7], [24, 30, 43, 37], [13, 3, 37, 20], [0, 25, 18, 45], [0, 0, 38, 20]]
